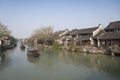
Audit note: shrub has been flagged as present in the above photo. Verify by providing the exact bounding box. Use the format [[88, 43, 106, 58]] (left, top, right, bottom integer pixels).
[[52, 42, 62, 50]]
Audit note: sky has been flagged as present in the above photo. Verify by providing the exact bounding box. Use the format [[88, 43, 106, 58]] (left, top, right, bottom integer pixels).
[[0, 0, 120, 38]]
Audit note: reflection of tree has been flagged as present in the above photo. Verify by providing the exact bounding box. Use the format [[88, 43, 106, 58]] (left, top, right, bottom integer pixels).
[[57, 50, 120, 77], [26, 48, 120, 77], [37, 49, 63, 70], [0, 52, 12, 70]]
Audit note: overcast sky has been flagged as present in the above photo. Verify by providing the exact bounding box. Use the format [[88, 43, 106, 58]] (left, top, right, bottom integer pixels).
[[0, 0, 120, 38]]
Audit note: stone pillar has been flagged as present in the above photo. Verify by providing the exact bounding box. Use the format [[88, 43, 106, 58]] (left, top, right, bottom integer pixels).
[[64, 39, 68, 49], [0, 40, 1, 46], [74, 38, 77, 46], [98, 39, 101, 47], [90, 37, 94, 46]]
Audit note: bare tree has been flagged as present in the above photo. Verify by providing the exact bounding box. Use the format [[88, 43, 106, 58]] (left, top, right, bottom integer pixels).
[[0, 22, 11, 37], [31, 26, 53, 38], [30, 26, 54, 45]]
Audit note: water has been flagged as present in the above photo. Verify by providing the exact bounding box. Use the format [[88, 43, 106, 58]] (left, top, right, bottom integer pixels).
[[0, 43, 120, 80]]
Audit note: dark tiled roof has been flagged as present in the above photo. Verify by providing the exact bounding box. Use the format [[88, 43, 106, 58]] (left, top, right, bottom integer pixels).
[[93, 30, 105, 39], [78, 27, 98, 34], [54, 30, 65, 36], [71, 30, 78, 35], [66, 29, 78, 35], [53, 29, 69, 39], [99, 32, 120, 40], [56, 34, 66, 39], [81, 36, 90, 41], [76, 35, 90, 41], [105, 21, 120, 30]]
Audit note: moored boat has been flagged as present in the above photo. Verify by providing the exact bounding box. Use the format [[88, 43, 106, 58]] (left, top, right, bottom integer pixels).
[[27, 47, 40, 57], [20, 45, 25, 49], [20, 41, 25, 49]]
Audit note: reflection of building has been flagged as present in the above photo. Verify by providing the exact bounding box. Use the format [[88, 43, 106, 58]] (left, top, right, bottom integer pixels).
[[0, 53, 5, 62]]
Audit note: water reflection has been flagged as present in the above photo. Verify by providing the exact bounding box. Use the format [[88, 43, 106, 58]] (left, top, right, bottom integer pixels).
[[0, 51, 12, 71], [0, 52, 5, 62], [0, 46, 120, 80], [55, 50, 120, 77], [25, 49, 117, 80], [27, 55, 40, 63], [0, 44, 18, 70]]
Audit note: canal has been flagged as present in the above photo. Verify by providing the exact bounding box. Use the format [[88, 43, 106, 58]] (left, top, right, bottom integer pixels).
[[0, 43, 120, 80]]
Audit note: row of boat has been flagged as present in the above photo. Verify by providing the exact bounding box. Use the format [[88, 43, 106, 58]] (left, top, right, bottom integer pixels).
[[20, 43, 40, 57]]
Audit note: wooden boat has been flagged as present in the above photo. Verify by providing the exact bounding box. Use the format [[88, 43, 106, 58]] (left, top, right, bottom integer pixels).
[[20, 44, 25, 49], [27, 47, 40, 57], [6, 45, 14, 49]]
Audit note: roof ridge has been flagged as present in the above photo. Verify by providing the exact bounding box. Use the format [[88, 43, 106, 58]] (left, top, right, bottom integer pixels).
[[110, 21, 120, 23], [79, 27, 98, 30]]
